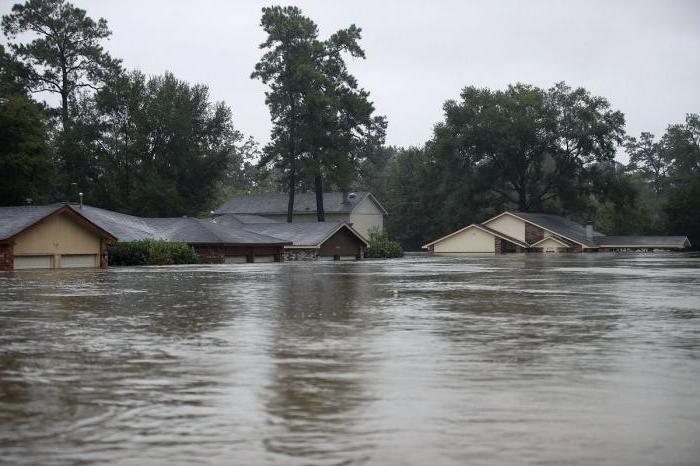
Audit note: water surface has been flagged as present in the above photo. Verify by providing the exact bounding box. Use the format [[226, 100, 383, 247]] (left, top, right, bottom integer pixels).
[[1, 254, 699, 465]]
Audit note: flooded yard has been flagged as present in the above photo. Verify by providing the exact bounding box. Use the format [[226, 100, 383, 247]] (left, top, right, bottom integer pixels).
[[1, 254, 699, 465]]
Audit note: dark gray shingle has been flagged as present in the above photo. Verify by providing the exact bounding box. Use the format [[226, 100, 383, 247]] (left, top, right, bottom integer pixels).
[[596, 236, 691, 247], [512, 211, 603, 247], [214, 192, 374, 215], [0, 205, 63, 240]]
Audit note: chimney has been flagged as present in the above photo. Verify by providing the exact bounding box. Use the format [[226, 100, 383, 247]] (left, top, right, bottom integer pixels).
[[342, 190, 350, 204], [586, 221, 594, 240], [79, 192, 83, 209]]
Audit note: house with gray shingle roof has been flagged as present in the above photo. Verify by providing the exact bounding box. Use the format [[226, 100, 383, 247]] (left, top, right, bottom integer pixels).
[[209, 214, 369, 261], [423, 211, 691, 254], [0, 202, 370, 269], [214, 191, 387, 241]]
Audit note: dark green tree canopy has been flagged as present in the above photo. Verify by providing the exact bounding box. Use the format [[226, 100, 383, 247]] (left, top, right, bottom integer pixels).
[[624, 132, 667, 194], [67, 71, 242, 216], [252, 6, 385, 221], [430, 82, 625, 212], [0, 94, 53, 205], [2, 0, 121, 127]]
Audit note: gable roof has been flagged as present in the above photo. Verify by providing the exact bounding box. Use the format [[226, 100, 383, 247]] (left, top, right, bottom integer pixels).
[[595, 236, 691, 248], [0, 204, 116, 242], [214, 191, 387, 216], [529, 235, 573, 248], [506, 211, 603, 247], [422, 223, 529, 249], [77, 206, 290, 246], [209, 215, 369, 248]]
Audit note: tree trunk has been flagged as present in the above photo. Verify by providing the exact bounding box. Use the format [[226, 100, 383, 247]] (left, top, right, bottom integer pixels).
[[315, 174, 325, 222], [287, 153, 296, 223], [60, 58, 70, 130], [313, 153, 325, 222], [518, 187, 528, 211]]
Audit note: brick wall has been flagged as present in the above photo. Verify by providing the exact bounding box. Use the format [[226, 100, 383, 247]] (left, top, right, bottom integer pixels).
[[100, 240, 109, 268], [525, 223, 545, 244], [0, 243, 13, 271]]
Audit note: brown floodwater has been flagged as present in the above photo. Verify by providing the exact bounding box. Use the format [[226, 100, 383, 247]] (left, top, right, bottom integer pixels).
[[1, 254, 699, 465]]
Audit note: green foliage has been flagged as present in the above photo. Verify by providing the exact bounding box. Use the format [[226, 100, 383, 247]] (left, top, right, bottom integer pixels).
[[252, 6, 385, 221], [2, 0, 121, 127], [67, 70, 241, 217], [364, 227, 404, 258], [0, 94, 53, 205], [108, 240, 199, 266]]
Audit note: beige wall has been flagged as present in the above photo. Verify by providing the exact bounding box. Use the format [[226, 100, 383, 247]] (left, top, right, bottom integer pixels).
[[484, 214, 526, 242], [255, 197, 384, 241], [349, 196, 384, 240], [433, 226, 495, 253], [14, 213, 101, 265], [262, 213, 350, 224], [536, 238, 565, 252]]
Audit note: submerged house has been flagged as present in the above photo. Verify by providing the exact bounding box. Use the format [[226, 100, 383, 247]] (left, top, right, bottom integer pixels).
[[209, 214, 368, 261], [0, 203, 368, 270], [0, 204, 117, 270], [423, 211, 691, 254], [214, 191, 387, 241]]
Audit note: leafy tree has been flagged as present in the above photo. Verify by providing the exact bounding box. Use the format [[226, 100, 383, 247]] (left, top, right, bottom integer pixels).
[[0, 94, 53, 205], [661, 113, 700, 246], [0, 43, 30, 95], [432, 83, 624, 213], [624, 132, 667, 194], [662, 113, 700, 176], [2, 0, 121, 128], [252, 6, 385, 222], [252, 6, 318, 222], [69, 71, 242, 216]]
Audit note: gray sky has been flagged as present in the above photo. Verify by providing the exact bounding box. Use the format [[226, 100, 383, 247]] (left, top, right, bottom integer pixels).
[[4, 0, 700, 161]]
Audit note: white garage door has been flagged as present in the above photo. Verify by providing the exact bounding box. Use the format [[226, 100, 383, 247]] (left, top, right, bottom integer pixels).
[[14, 255, 54, 270], [224, 256, 248, 264], [61, 254, 97, 268]]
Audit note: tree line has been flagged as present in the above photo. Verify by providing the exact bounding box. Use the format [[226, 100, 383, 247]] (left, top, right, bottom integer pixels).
[[1, 0, 698, 248]]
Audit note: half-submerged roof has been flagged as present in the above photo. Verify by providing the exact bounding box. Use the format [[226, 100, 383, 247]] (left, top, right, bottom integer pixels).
[[422, 223, 529, 249], [0, 204, 116, 242], [78, 206, 290, 246], [214, 191, 387, 215], [595, 236, 691, 248], [508, 211, 604, 247]]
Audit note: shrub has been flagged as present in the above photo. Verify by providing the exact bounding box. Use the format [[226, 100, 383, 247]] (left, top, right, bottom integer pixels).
[[108, 240, 199, 266], [364, 227, 404, 258]]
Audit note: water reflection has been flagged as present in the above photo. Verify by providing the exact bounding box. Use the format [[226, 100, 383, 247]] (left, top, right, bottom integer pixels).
[[1, 255, 699, 465], [263, 264, 375, 464]]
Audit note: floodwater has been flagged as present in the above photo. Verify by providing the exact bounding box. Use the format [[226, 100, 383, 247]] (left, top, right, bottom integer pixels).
[[1, 254, 699, 466]]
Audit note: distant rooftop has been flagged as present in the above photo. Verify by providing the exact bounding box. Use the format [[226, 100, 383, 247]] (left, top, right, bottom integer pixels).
[[214, 192, 386, 215], [209, 214, 368, 247]]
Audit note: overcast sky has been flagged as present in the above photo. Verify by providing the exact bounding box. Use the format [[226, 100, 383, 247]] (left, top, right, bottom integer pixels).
[[3, 0, 699, 161]]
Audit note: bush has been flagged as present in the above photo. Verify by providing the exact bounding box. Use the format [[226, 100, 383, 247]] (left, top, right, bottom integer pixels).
[[364, 227, 404, 258], [108, 240, 199, 266]]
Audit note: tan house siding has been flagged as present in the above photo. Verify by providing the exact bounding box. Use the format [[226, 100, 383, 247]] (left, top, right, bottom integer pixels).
[[261, 213, 349, 224], [433, 226, 495, 254], [349, 196, 384, 240], [534, 237, 566, 252], [484, 214, 526, 242], [253, 196, 383, 241], [13, 212, 102, 268]]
